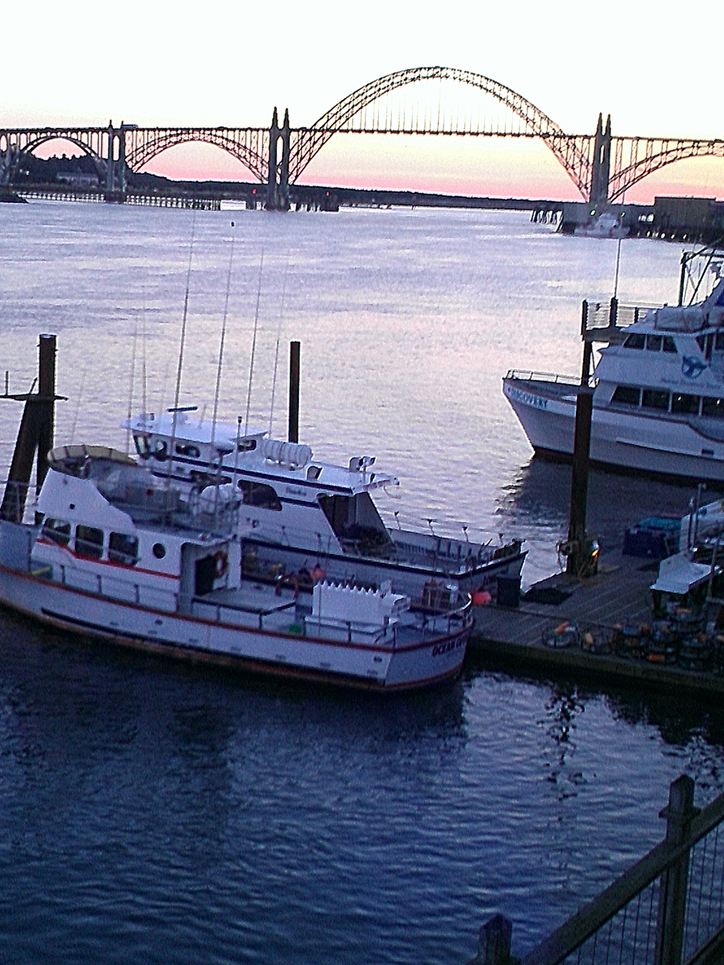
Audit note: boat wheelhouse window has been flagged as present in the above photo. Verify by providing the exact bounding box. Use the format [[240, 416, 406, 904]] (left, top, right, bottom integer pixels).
[[715, 332, 724, 352], [109, 532, 139, 566], [153, 440, 169, 461], [237, 440, 257, 453], [646, 334, 662, 351], [611, 385, 640, 406], [663, 337, 677, 354], [134, 435, 152, 460], [75, 525, 104, 559], [696, 334, 714, 359], [641, 389, 670, 410], [42, 518, 71, 546], [623, 333, 645, 349], [702, 397, 724, 419], [175, 443, 201, 459], [307, 465, 322, 481], [671, 393, 701, 415], [237, 479, 282, 511]]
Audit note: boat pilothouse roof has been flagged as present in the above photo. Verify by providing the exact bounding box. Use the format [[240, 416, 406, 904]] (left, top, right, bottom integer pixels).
[[123, 408, 399, 498]]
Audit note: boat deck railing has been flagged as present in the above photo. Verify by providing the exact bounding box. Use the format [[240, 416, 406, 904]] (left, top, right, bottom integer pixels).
[[98, 480, 239, 537], [30, 557, 473, 645], [505, 369, 580, 385], [467, 775, 724, 965], [244, 519, 521, 573]]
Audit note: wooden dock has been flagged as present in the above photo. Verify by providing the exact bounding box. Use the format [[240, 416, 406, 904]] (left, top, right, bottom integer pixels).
[[469, 548, 724, 697]]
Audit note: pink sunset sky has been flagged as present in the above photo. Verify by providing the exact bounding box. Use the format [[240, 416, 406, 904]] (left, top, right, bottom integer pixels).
[[4, 0, 722, 203]]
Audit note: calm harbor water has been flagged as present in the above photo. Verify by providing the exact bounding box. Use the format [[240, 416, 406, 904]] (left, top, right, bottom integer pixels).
[[1, 201, 723, 963]]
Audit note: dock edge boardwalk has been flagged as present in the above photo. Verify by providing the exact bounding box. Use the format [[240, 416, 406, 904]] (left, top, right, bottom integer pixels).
[[469, 549, 724, 697]]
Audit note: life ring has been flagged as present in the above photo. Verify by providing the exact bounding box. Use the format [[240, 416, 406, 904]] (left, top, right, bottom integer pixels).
[[214, 551, 228, 579]]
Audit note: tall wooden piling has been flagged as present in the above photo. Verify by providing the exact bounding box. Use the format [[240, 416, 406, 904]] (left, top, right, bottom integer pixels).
[[0, 334, 58, 522], [288, 340, 300, 444]]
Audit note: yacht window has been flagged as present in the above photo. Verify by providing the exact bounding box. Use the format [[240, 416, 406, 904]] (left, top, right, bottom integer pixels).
[[663, 337, 677, 354], [623, 333, 645, 349], [611, 385, 640, 406], [75, 525, 104, 559], [42, 518, 71, 546], [134, 435, 152, 460], [307, 465, 322, 481], [238, 479, 282, 511], [153, 440, 169, 461], [175, 444, 201, 459], [646, 334, 662, 351], [237, 440, 257, 452], [109, 532, 139, 566], [641, 389, 670, 410], [715, 332, 724, 352], [671, 393, 700, 415], [702, 397, 724, 419]]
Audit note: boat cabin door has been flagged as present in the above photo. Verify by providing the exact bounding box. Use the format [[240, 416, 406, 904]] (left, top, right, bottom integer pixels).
[[194, 555, 217, 596]]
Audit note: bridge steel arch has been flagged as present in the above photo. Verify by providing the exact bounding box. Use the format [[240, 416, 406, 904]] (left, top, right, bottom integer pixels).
[[0, 127, 109, 185], [124, 128, 269, 182], [608, 137, 724, 201], [288, 66, 594, 198]]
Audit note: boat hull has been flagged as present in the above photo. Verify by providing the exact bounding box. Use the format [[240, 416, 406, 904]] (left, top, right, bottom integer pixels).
[[0, 561, 471, 692], [243, 535, 525, 598], [504, 376, 724, 484]]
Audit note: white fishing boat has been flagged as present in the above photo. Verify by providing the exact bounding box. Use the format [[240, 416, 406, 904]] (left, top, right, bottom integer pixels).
[[573, 211, 629, 238], [503, 277, 724, 483], [122, 410, 525, 598], [0, 446, 473, 691]]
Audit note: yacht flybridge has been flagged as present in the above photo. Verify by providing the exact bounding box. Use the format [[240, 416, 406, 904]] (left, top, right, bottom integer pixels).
[[123, 410, 525, 597], [504, 277, 724, 483]]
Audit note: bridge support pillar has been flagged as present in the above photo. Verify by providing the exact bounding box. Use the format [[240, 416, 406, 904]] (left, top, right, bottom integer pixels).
[[266, 107, 290, 211], [589, 113, 612, 207], [105, 122, 127, 203], [0, 143, 17, 187]]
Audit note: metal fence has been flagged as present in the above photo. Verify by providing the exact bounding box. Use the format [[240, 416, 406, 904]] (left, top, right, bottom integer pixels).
[[468, 775, 724, 965]]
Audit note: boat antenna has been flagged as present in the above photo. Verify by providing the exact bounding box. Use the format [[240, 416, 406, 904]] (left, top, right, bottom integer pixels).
[[141, 283, 148, 419], [211, 223, 236, 447], [243, 249, 264, 435], [69, 359, 88, 445], [169, 215, 197, 480], [125, 319, 139, 454], [613, 236, 623, 299], [269, 258, 289, 436]]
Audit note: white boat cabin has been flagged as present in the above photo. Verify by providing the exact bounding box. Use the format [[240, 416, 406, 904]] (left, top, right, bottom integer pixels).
[[124, 410, 400, 556], [31, 446, 241, 612]]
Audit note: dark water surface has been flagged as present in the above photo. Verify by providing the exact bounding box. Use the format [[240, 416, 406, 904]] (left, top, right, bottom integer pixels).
[[0, 203, 722, 963]]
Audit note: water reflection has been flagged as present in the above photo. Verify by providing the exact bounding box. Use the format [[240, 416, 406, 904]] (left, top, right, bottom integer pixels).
[[540, 685, 587, 798]]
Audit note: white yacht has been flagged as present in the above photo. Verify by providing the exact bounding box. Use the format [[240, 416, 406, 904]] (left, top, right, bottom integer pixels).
[[123, 411, 525, 598], [504, 278, 724, 483]]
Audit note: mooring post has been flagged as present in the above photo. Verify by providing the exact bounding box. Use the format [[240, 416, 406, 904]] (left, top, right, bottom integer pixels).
[[566, 384, 593, 576], [0, 334, 58, 522], [288, 340, 300, 444], [654, 775, 699, 965], [466, 914, 514, 965], [36, 334, 56, 493]]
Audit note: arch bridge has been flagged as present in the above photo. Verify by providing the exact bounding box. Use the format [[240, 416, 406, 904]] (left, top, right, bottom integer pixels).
[[1, 67, 722, 209]]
